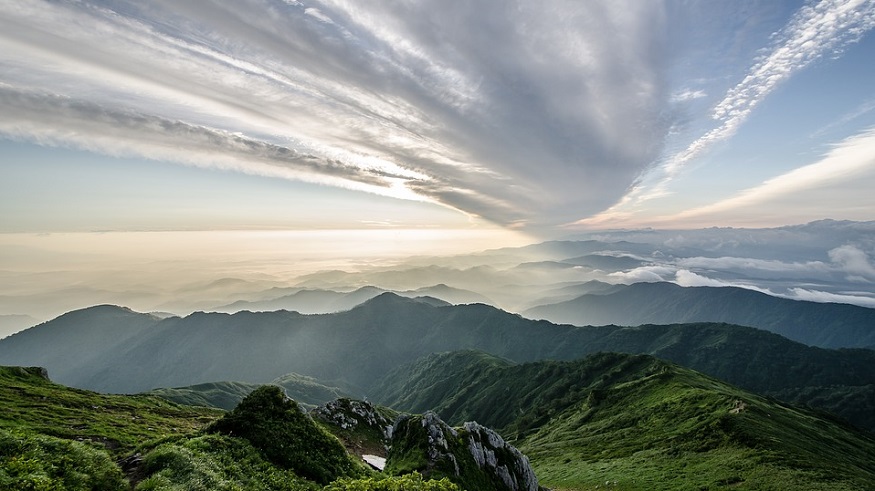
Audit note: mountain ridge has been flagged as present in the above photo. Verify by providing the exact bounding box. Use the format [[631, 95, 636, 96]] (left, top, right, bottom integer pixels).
[[2, 294, 873, 432], [524, 281, 875, 348], [372, 350, 875, 490]]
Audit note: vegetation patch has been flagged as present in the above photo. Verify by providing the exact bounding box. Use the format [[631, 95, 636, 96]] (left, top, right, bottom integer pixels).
[[0, 429, 128, 491], [207, 385, 365, 484], [136, 434, 318, 491]]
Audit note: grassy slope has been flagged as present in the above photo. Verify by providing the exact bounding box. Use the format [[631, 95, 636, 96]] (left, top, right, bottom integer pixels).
[[0, 366, 221, 456], [5, 296, 873, 435], [0, 367, 458, 491], [147, 381, 262, 411], [374, 351, 875, 490], [146, 373, 349, 411], [524, 365, 875, 490]]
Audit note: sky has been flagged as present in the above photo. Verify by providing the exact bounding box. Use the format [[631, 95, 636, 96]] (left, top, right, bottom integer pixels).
[[2, 1, 875, 322]]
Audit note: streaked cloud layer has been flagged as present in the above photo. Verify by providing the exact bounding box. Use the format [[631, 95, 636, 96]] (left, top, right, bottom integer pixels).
[[0, 0, 669, 229], [1, 0, 874, 231]]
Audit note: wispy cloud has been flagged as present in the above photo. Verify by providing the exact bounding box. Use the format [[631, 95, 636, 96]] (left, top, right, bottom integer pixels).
[[665, 126, 875, 222], [665, 0, 875, 177], [787, 287, 875, 307], [578, 0, 875, 226], [670, 88, 707, 102], [0, 0, 672, 229], [810, 98, 875, 138]]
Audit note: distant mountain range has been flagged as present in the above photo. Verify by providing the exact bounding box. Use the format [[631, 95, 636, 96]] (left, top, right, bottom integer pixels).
[[212, 284, 491, 314], [0, 314, 41, 339], [1, 293, 873, 432], [524, 281, 875, 349]]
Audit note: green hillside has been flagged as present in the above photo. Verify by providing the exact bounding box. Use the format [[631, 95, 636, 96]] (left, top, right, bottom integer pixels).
[[374, 351, 875, 490], [147, 381, 262, 411], [0, 366, 222, 456], [3, 295, 874, 432], [0, 366, 507, 490], [147, 372, 348, 410]]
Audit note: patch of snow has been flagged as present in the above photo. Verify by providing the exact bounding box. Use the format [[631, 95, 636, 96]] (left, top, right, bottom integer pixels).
[[362, 454, 386, 471]]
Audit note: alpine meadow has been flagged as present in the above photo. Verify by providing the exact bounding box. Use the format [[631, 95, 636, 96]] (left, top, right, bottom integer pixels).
[[3, 1, 875, 490]]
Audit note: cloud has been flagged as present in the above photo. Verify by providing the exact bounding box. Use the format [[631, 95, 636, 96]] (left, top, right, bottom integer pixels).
[[670, 89, 707, 102], [666, 0, 875, 177], [828, 244, 875, 281], [0, 87, 410, 195], [786, 287, 875, 307], [578, 0, 875, 226], [810, 98, 875, 138], [609, 265, 675, 283], [676, 256, 831, 277], [0, 0, 673, 229], [674, 269, 732, 287], [674, 269, 775, 294], [662, 127, 875, 223], [675, 268, 875, 307]]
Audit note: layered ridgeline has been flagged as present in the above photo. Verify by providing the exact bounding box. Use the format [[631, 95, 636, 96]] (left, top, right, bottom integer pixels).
[[147, 373, 348, 411], [212, 284, 491, 314], [0, 366, 537, 491], [524, 281, 875, 349], [372, 351, 875, 490], [1, 294, 873, 431]]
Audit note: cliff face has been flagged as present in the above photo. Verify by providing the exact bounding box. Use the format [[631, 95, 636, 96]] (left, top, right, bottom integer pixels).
[[462, 421, 539, 491], [387, 411, 540, 491]]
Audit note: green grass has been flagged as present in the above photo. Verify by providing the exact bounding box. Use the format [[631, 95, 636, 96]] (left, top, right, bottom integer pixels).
[[518, 366, 875, 490], [146, 381, 262, 411], [0, 429, 128, 491], [136, 434, 319, 491], [207, 386, 367, 485], [373, 351, 875, 491], [0, 367, 461, 491], [0, 366, 222, 457]]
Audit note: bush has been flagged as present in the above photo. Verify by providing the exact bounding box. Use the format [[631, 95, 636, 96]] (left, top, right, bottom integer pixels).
[[325, 473, 459, 491], [0, 429, 127, 491], [207, 386, 363, 484], [137, 434, 318, 491]]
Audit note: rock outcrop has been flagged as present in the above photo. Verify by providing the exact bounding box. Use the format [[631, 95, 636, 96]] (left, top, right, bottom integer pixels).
[[311, 398, 396, 457], [462, 421, 539, 491], [388, 411, 540, 491]]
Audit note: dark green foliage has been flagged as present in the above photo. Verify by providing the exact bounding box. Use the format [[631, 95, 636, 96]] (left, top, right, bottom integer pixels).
[[0, 366, 221, 456], [136, 434, 318, 491], [148, 373, 349, 411], [324, 474, 459, 491], [0, 429, 127, 491], [4, 295, 873, 434], [147, 381, 263, 410], [374, 351, 661, 437], [771, 384, 875, 433], [375, 351, 875, 490], [207, 385, 363, 484], [270, 373, 350, 408]]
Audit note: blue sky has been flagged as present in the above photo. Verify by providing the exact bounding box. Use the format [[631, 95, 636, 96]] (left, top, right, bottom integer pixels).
[[1, 0, 875, 235]]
